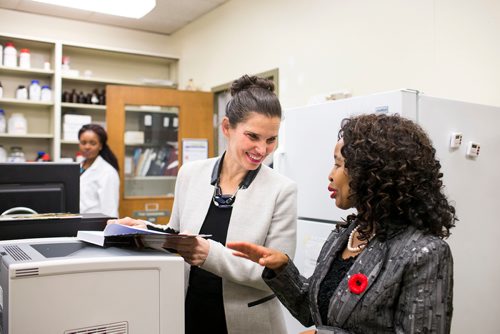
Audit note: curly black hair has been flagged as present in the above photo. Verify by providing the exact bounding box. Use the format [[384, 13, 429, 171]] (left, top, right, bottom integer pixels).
[[339, 114, 457, 241]]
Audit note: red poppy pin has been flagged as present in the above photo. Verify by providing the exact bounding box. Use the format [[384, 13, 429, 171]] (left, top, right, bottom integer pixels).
[[348, 273, 368, 294]]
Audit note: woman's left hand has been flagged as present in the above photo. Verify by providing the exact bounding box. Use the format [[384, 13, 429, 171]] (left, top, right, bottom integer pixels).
[[164, 236, 210, 266]]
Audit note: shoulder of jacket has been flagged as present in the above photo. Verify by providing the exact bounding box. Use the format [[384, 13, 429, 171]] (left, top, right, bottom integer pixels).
[[257, 164, 296, 187], [177, 158, 216, 178], [389, 228, 451, 258], [98, 156, 118, 173]]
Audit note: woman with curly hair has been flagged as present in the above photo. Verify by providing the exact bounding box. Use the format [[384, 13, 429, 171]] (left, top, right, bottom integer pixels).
[[229, 114, 456, 333]]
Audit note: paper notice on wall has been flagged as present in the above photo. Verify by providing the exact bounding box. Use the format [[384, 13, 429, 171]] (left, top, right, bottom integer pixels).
[[182, 138, 208, 164]]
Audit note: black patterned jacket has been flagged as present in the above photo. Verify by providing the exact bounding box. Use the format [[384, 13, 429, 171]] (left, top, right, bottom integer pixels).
[[263, 223, 453, 333]]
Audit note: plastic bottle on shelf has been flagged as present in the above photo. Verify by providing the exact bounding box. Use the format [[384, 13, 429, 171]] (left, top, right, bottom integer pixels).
[[19, 48, 31, 69], [8, 113, 27, 135], [3, 42, 17, 67], [0, 44, 3, 66], [41, 85, 52, 101], [0, 109, 6, 133], [29, 80, 41, 101], [0, 145, 6, 163], [16, 85, 28, 100]]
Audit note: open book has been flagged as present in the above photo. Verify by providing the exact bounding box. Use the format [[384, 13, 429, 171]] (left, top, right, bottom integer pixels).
[[77, 224, 210, 251]]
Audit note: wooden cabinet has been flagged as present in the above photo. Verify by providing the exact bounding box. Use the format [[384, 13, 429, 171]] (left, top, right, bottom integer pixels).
[[106, 85, 214, 223], [0, 33, 178, 161]]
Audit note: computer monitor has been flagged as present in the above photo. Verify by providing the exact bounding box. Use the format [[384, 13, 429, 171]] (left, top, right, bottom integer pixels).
[[0, 162, 80, 215]]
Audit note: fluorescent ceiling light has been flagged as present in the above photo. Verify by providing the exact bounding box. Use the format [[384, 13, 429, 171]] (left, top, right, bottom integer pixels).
[[31, 0, 156, 19]]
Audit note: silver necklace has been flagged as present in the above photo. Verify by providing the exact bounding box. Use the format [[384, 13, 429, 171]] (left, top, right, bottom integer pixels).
[[212, 182, 241, 209]]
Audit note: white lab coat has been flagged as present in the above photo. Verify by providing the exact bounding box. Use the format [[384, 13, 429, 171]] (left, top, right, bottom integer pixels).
[[80, 155, 120, 217]]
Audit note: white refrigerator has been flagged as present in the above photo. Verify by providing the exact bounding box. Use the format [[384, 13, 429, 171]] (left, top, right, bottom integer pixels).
[[274, 89, 500, 334]]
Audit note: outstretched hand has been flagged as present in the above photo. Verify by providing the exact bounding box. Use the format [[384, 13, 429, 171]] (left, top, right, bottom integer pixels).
[[227, 241, 289, 271]]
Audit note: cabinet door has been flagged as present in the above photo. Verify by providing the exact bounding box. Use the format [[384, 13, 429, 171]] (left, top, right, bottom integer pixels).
[[106, 85, 213, 224]]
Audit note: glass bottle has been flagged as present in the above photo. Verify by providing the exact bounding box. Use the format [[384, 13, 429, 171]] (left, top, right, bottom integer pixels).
[[99, 89, 106, 105], [7, 146, 26, 162], [70, 89, 78, 103], [62, 90, 69, 102], [90, 89, 99, 104], [78, 91, 87, 104]]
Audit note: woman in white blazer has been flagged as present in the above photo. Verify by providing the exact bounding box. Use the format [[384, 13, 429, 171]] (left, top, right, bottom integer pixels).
[[79, 124, 120, 217], [111, 75, 297, 334]]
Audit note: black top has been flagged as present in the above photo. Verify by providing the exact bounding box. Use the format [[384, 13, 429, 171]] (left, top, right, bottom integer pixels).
[[318, 250, 356, 325], [185, 200, 232, 334], [186, 153, 261, 334], [189, 200, 232, 294]]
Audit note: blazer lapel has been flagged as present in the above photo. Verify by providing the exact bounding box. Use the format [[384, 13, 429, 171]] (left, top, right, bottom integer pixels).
[[184, 163, 215, 234], [308, 224, 353, 326], [330, 237, 388, 327]]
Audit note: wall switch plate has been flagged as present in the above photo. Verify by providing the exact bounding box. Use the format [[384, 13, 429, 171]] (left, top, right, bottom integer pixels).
[[450, 132, 463, 148], [466, 141, 480, 157]]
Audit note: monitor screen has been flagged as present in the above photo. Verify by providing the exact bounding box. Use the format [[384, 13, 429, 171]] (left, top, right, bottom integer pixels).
[[0, 163, 80, 215]]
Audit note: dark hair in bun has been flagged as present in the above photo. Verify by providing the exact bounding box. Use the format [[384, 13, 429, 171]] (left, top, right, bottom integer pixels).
[[226, 74, 281, 126]]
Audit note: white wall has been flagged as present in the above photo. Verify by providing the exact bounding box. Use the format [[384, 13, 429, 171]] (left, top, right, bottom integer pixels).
[[171, 0, 500, 109], [0, 9, 178, 56]]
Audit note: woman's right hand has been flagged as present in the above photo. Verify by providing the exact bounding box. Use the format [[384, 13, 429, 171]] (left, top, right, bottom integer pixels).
[[106, 216, 147, 229], [227, 241, 289, 271]]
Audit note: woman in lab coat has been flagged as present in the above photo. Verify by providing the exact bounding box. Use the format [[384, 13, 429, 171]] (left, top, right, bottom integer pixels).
[[79, 123, 120, 217]]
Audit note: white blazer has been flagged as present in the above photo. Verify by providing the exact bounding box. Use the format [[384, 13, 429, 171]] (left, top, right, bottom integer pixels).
[[169, 157, 297, 334], [80, 155, 120, 217]]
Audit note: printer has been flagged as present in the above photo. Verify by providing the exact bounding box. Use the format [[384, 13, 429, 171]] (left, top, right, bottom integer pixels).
[[0, 237, 184, 333]]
